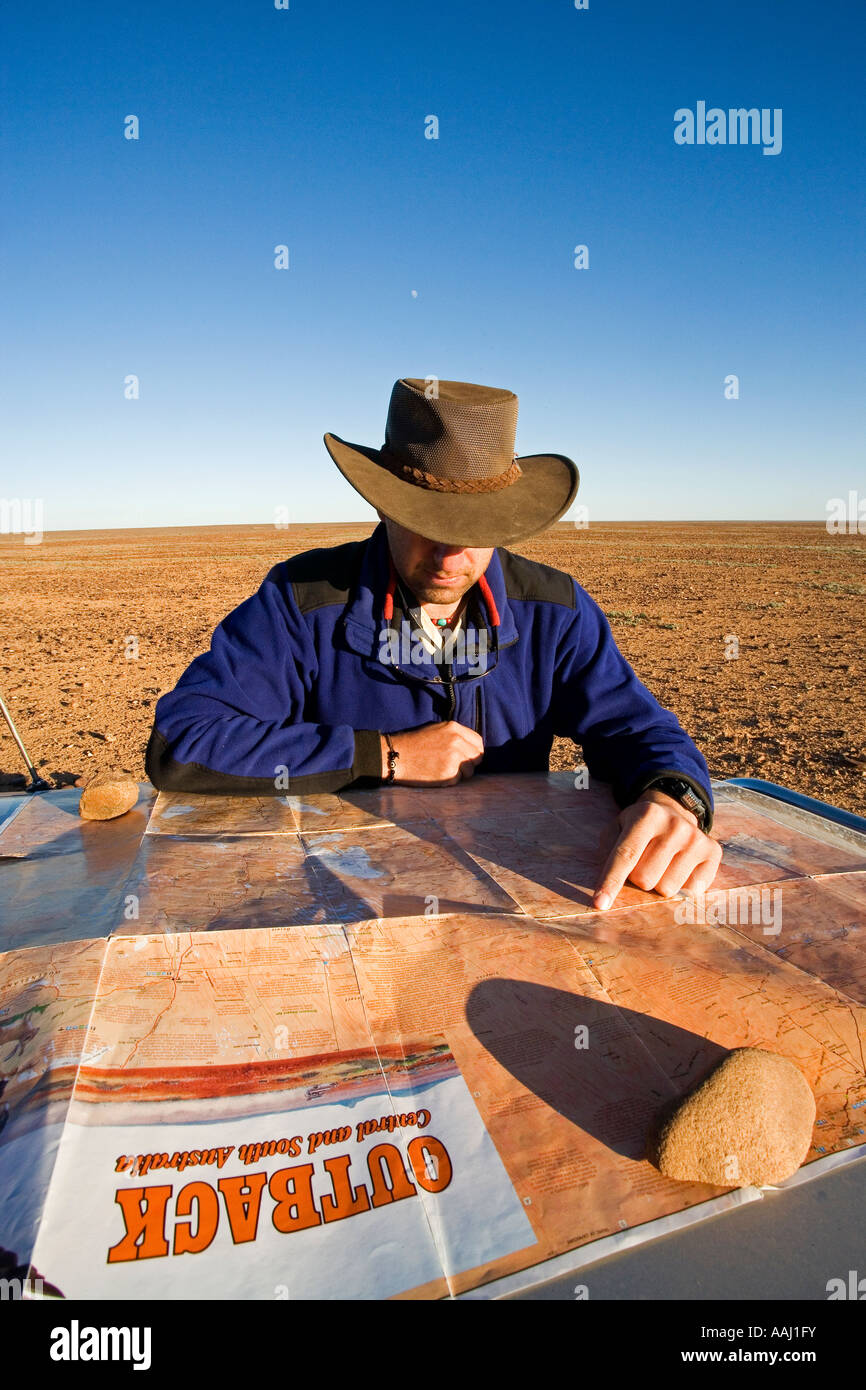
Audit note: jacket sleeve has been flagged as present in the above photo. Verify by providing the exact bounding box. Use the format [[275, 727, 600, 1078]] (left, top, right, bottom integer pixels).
[[552, 582, 714, 830], [145, 568, 383, 796]]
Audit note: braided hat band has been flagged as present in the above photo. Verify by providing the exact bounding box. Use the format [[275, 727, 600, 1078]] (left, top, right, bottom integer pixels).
[[378, 448, 523, 494]]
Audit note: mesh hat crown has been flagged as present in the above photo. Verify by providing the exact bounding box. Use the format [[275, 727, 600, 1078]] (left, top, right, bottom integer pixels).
[[380, 379, 521, 491], [323, 377, 580, 547]]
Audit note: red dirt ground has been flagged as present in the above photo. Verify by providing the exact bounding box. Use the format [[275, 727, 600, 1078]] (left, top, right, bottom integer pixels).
[[1, 522, 864, 813]]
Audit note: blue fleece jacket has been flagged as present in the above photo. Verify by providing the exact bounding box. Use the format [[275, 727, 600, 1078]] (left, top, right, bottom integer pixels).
[[146, 522, 713, 826]]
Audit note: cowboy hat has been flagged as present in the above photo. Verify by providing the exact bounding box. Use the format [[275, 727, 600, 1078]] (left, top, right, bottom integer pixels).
[[323, 378, 579, 547]]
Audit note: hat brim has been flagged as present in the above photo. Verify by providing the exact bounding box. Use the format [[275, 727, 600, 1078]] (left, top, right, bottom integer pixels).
[[323, 433, 580, 547]]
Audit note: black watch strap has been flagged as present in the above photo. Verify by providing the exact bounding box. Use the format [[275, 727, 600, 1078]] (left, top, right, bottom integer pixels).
[[644, 776, 710, 831]]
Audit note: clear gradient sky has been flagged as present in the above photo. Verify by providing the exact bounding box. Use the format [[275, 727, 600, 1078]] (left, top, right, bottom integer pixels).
[[2, 0, 864, 529]]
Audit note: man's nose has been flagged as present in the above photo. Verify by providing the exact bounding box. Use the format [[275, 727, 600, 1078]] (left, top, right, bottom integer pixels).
[[429, 543, 466, 564]]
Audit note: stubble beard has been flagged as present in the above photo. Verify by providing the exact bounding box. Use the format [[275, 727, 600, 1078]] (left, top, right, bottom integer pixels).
[[409, 572, 474, 608], [414, 586, 466, 607]]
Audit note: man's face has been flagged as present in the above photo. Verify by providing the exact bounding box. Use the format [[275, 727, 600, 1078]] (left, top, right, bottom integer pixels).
[[379, 514, 493, 607]]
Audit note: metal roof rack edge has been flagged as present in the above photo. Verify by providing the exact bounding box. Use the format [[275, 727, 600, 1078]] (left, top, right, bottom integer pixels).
[[715, 776, 866, 837]]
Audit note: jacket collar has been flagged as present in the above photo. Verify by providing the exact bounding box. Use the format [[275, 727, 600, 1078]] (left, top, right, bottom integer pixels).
[[342, 521, 518, 658]]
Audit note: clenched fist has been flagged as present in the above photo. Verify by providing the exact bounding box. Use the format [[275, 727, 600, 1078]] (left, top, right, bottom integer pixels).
[[380, 722, 484, 786]]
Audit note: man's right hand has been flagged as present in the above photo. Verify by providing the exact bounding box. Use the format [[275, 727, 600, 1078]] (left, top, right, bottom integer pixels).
[[380, 722, 484, 786]]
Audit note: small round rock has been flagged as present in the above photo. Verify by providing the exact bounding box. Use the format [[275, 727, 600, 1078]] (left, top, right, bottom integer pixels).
[[650, 1047, 816, 1188], [78, 777, 139, 822]]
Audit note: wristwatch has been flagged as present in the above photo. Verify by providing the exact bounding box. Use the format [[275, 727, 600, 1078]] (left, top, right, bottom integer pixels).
[[642, 776, 710, 832]]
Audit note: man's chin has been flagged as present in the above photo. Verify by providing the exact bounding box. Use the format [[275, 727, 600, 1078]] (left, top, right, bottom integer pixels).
[[413, 584, 467, 606]]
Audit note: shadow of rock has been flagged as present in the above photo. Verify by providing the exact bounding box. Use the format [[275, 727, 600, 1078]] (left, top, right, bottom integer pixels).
[[466, 977, 730, 1160]]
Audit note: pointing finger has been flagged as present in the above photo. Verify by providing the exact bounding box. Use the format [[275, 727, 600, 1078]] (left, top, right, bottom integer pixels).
[[593, 821, 655, 910]]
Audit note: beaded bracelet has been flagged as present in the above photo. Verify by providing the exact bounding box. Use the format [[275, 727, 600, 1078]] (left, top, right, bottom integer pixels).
[[384, 732, 400, 784]]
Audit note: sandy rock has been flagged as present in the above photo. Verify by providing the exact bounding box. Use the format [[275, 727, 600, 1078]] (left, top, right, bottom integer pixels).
[[650, 1048, 815, 1188], [78, 775, 139, 821]]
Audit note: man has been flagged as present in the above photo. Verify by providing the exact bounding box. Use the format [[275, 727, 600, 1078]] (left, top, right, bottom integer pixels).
[[146, 377, 722, 910]]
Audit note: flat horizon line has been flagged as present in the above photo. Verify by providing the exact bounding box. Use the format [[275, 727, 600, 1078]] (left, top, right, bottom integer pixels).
[[0, 518, 841, 539]]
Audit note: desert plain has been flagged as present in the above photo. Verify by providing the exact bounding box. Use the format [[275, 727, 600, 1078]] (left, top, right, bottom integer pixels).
[[0, 520, 864, 814]]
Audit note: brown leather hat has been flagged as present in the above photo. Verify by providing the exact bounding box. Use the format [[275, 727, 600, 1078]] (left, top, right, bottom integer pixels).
[[323, 377, 579, 547]]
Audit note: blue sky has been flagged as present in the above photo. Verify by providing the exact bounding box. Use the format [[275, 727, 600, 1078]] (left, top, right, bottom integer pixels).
[[2, 0, 864, 528]]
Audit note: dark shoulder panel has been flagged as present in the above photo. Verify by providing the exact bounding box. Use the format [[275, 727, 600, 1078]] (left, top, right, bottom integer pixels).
[[265, 538, 368, 614], [497, 548, 576, 608]]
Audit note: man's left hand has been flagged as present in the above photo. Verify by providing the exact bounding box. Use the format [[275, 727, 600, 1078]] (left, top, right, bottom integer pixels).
[[592, 788, 722, 912]]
